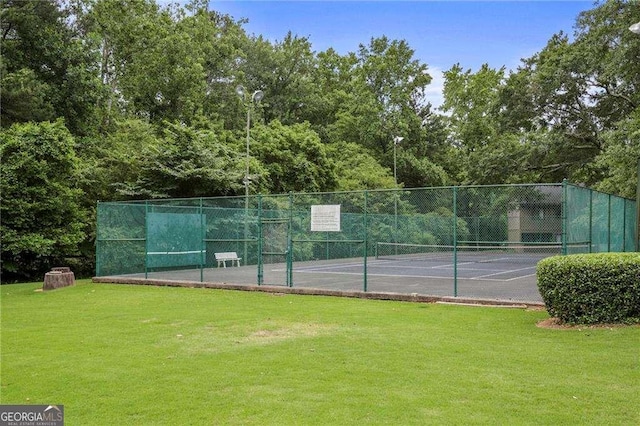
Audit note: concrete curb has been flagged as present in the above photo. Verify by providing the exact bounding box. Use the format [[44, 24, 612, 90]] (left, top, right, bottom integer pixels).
[[92, 276, 545, 308]]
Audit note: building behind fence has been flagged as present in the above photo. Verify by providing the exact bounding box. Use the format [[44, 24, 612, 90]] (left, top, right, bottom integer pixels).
[[96, 181, 637, 302]]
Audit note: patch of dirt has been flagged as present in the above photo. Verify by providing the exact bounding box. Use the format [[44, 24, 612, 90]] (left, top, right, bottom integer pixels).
[[240, 323, 337, 345], [536, 318, 572, 329], [536, 317, 638, 330]]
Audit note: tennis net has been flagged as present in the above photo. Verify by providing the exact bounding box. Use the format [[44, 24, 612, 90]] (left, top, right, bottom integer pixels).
[[374, 242, 569, 264]]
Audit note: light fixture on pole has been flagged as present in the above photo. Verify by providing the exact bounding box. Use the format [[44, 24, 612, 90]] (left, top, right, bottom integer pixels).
[[236, 85, 264, 264]]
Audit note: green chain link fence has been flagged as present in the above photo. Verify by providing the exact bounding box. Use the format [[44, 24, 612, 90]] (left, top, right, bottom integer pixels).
[[96, 181, 636, 302]]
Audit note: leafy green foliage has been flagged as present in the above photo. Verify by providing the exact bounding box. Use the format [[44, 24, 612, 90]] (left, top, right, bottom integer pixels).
[[0, 66, 56, 125], [78, 119, 160, 202], [442, 64, 504, 152], [441, 63, 545, 185], [537, 253, 640, 324], [239, 32, 317, 125], [252, 120, 337, 193], [326, 142, 396, 191], [0, 121, 87, 281], [116, 122, 245, 198], [1, 0, 102, 135], [494, 0, 640, 185], [593, 109, 640, 199]]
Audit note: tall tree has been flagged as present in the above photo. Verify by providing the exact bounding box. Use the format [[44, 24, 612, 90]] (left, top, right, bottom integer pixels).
[[114, 121, 245, 198], [345, 36, 432, 154], [1, 0, 102, 135], [304, 48, 358, 143], [498, 0, 640, 186], [441, 63, 538, 184], [251, 121, 337, 193], [237, 32, 316, 125], [326, 142, 396, 191], [1, 121, 87, 281], [77, 0, 244, 126], [322, 37, 439, 187], [442, 63, 505, 153], [593, 109, 640, 199], [78, 118, 162, 202]]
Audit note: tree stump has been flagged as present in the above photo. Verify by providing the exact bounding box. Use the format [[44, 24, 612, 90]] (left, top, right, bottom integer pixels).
[[43, 267, 75, 290]]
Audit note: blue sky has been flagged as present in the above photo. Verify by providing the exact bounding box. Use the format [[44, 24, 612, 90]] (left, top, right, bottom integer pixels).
[[208, 1, 592, 107]]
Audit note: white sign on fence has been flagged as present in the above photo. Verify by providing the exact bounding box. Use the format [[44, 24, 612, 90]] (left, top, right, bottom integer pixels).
[[311, 204, 341, 232]]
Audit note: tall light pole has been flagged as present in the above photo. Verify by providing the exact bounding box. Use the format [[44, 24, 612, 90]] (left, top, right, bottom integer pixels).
[[392, 136, 404, 245], [393, 136, 404, 186], [630, 22, 640, 251], [236, 85, 264, 263], [236, 85, 264, 200]]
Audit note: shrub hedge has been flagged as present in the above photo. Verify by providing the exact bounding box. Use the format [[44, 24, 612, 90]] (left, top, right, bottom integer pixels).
[[537, 253, 640, 324]]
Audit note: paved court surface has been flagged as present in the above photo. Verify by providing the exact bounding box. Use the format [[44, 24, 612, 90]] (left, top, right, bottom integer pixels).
[[100, 255, 544, 303]]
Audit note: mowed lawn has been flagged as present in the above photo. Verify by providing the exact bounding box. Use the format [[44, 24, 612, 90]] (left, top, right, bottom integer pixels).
[[1, 281, 638, 425]]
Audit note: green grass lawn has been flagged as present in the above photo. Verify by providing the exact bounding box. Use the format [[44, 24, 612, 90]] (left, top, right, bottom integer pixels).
[[1, 280, 638, 425]]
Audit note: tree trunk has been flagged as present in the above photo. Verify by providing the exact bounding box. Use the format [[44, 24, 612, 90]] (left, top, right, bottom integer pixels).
[[43, 267, 75, 290]]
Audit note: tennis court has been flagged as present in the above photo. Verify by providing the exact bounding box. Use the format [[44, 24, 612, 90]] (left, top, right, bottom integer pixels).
[[104, 244, 554, 302], [286, 243, 553, 301]]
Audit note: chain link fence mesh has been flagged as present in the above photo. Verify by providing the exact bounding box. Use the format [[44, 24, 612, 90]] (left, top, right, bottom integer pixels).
[[96, 182, 637, 302]]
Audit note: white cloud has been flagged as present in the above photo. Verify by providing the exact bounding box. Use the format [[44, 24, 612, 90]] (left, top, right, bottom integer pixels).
[[424, 66, 446, 110]]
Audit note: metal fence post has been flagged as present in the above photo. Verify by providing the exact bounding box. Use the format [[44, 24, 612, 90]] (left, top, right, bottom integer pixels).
[[561, 179, 567, 255], [144, 201, 149, 279], [95, 202, 101, 276], [637, 159, 640, 251], [608, 193, 612, 252], [257, 195, 263, 285], [453, 186, 458, 297], [200, 197, 204, 282], [363, 190, 368, 293], [287, 192, 293, 287], [622, 197, 627, 251], [589, 188, 593, 253]]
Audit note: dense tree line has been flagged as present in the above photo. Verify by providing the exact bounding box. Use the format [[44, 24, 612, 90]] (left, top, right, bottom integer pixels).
[[1, 0, 639, 282]]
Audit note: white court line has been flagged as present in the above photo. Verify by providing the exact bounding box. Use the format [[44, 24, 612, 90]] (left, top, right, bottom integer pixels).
[[315, 260, 507, 272], [279, 268, 538, 282], [285, 269, 455, 280], [494, 273, 537, 282], [290, 263, 494, 273], [370, 264, 510, 274], [472, 265, 536, 279], [271, 267, 433, 279], [275, 267, 536, 282], [430, 259, 539, 270], [147, 250, 204, 255]]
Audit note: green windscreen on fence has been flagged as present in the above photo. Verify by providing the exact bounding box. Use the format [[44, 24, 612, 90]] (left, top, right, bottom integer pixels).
[[625, 199, 636, 252], [146, 212, 203, 269], [564, 183, 637, 254]]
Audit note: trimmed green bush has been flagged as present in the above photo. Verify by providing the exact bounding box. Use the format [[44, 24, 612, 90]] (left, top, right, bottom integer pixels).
[[537, 253, 640, 324]]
